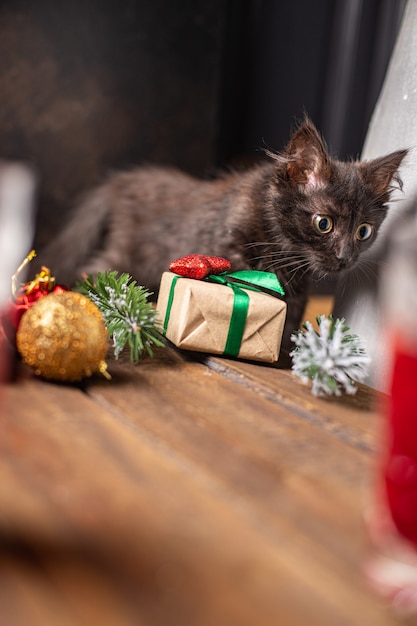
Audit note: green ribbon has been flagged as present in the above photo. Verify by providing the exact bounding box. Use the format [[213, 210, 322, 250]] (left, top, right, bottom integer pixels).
[[162, 270, 285, 358]]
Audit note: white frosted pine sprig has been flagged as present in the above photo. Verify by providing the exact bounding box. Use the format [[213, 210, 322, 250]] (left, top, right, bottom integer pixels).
[[290, 315, 370, 397]]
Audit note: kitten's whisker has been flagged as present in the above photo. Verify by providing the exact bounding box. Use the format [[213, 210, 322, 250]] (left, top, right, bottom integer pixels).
[[251, 257, 307, 267], [355, 257, 382, 284], [243, 242, 310, 254], [357, 264, 378, 285], [298, 264, 313, 282], [264, 258, 310, 274], [283, 260, 312, 287], [248, 250, 308, 260], [249, 251, 306, 260], [242, 241, 269, 249], [264, 257, 308, 268]]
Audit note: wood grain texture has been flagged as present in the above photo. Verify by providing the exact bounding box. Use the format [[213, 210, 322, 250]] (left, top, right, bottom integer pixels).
[[0, 329, 403, 626]]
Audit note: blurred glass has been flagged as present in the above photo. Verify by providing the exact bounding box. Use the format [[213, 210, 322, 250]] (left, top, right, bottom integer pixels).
[[382, 222, 417, 546], [365, 219, 417, 617], [0, 163, 36, 381]]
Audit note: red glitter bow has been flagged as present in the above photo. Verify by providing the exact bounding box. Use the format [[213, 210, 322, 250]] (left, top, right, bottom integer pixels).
[[169, 254, 231, 280]]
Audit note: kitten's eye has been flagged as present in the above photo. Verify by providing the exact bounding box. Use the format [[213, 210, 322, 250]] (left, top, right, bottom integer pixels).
[[355, 223, 373, 241], [313, 215, 333, 234]]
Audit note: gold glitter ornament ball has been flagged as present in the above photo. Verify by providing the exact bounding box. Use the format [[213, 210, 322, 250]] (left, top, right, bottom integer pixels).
[[16, 291, 109, 381]]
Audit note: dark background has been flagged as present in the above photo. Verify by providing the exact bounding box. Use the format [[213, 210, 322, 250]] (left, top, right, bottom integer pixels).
[[0, 0, 406, 249]]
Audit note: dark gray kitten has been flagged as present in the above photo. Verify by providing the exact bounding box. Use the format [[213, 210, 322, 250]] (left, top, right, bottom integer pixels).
[[39, 117, 407, 350]]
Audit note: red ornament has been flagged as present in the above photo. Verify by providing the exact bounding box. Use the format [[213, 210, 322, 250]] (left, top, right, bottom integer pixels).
[[5, 283, 67, 331], [169, 254, 231, 280], [1, 252, 68, 341]]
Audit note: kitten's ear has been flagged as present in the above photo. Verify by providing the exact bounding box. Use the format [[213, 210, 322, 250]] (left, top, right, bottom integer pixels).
[[360, 149, 408, 198], [284, 117, 331, 190]]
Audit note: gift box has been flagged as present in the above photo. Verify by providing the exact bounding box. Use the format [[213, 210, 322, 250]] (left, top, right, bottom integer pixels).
[[156, 269, 287, 362]]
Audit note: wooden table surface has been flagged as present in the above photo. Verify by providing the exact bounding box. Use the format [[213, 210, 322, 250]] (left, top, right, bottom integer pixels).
[[0, 298, 409, 626]]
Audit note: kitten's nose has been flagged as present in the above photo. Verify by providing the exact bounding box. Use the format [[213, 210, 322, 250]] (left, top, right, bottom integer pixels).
[[336, 244, 352, 269], [336, 254, 351, 269]]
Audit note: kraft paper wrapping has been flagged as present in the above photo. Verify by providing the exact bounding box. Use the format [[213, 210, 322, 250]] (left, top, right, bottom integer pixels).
[[156, 271, 287, 362]]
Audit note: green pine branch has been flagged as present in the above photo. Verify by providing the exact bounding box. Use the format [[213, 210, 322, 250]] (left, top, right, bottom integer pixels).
[[77, 271, 165, 362]]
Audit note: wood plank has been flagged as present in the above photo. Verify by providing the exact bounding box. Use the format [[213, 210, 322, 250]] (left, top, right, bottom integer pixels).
[[202, 355, 381, 451], [0, 543, 147, 626], [0, 378, 294, 626], [84, 351, 395, 623], [0, 556, 80, 626], [83, 361, 368, 616], [0, 354, 401, 626]]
